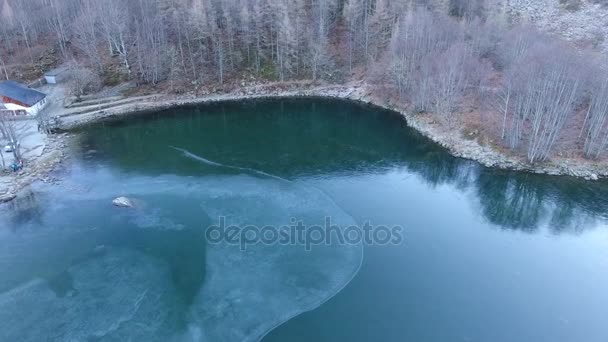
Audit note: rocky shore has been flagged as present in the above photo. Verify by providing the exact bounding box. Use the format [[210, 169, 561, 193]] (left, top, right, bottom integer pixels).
[[0, 134, 68, 203], [56, 83, 607, 181], [2, 81, 605, 204]]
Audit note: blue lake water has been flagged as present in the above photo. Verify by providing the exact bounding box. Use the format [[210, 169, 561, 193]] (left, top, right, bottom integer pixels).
[[1, 98, 607, 341]]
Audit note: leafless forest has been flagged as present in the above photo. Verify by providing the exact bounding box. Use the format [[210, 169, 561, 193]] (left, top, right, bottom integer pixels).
[[1, 0, 608, 163]]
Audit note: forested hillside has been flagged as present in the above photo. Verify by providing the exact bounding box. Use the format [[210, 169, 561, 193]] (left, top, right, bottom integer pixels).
[[1, 0, 608, 163]]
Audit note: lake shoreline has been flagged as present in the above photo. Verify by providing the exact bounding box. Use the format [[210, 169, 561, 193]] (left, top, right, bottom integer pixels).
[[3, 82, 605, 203], [0, 133, 69, 204], [56, 83, 607, 181]]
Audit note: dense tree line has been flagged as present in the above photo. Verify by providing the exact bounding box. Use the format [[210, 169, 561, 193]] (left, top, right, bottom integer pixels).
[[1, 0, 608, 163], [0, 0, 344, 84]]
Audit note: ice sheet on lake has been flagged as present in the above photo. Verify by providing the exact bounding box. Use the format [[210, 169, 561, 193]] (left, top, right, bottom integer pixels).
[[189, 176, 363, 342], [130, 207, 186, 231], [0, 164, 363, 342], [0, 248, 183, 342]]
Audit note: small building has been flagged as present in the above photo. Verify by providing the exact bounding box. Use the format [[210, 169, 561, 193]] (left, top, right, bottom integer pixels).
[[0, 80, 47, 115], [44, 67, 69, 84]]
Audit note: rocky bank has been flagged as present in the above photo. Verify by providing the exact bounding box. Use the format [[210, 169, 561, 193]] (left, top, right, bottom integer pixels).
[[3, 81, 605, 205], [54, 82, 608, 181], [0, 134, 68, 203]]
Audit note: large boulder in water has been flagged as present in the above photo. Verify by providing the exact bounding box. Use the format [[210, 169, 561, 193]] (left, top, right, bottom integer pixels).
[[112, 196, 135, 208]]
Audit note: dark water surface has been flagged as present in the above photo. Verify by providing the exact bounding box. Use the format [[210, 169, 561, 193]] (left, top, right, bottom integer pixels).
[[1, 99, 607, 341]]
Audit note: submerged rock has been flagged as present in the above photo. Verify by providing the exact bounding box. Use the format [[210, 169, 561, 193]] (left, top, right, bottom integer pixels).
[[112, 196, 135, 208]]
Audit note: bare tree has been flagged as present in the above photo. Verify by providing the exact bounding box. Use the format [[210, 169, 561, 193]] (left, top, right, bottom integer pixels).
[[503, 43, 582, 162], [307, 0, 336, 80], [132, 0, 170, 85], [0, 53, 8, 80], [449, 0, 484, 19], [0, 113, 25, 164], [97, 0, 132, 76], [496, 26, 537, 71], [72, 0, 102, 71], [46, 0, 73, 58], [66, 66, 102, 101], [0, 147, 5, 170], [388, 7, 458, 101], [270, 0, 298, 81], [581, 72, 608, 159], [412, 57, 434, 113], [36, 108, 55, 135], [430, 42, 471, 125], [494, 74, 513, 140], [11, 0, 35, 64], [343, 0, 372, 68]]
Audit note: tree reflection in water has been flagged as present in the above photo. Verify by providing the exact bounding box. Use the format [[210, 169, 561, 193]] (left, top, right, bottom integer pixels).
[[46, 98, 608, 235], [403, 150, 608, 233]]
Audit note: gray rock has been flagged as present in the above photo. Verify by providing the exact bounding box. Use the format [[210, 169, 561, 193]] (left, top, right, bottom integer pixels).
[[112, 196, 134, 208]]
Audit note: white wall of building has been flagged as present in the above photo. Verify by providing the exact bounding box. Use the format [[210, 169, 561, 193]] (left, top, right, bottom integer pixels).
[[3, 97, 47, 116], [27, 97, 47, 115]]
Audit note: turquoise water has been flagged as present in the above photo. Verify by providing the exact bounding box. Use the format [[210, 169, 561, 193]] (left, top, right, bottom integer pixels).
[[1, 99, 607, 341]]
